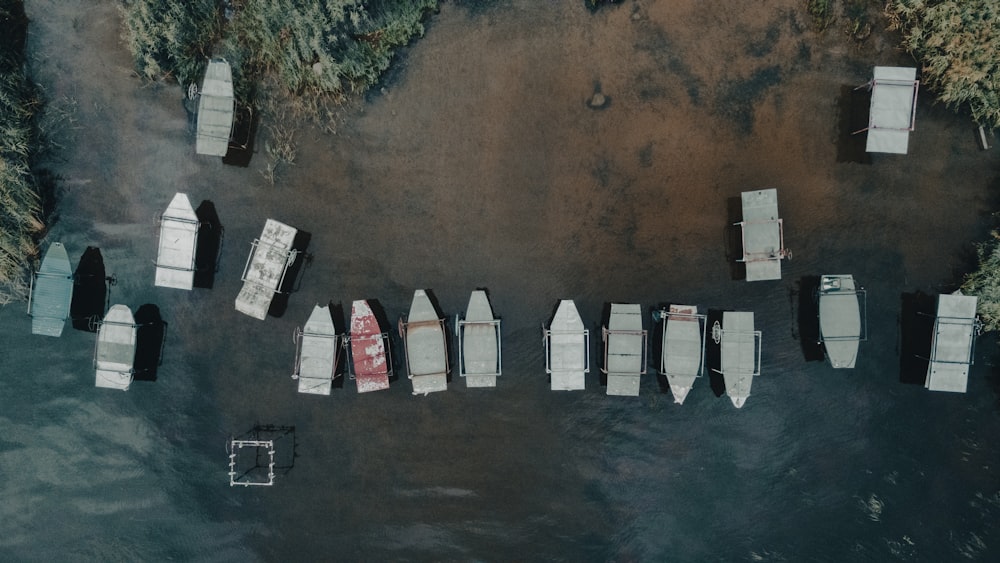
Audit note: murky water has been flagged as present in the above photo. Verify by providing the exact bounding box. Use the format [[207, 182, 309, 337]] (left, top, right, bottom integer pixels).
[[3, 0, 1000, 560]]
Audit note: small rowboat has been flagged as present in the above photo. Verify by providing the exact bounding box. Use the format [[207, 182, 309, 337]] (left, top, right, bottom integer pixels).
[[28, 242, 73, 337], [292, 304, 340, 395], [400, 290, 449, 396], [154, 192, 199, 290], [235, 219, 298, 320], [817, 274, 866, 369], [660, 304, 707, 404], [544, 300, 589, 391], [925, 292, 980, 393], [713, 311, 761, 408], [736, 189, 789, 282], [348, 300, 391, 393], [456, 290, 501, 388], [601, 303, 647, 396], [94, 304, 137, 391]]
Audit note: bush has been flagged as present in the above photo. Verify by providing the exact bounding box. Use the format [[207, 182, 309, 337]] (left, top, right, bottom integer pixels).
[[118, 0, 222, 86], [886, 0, 1000, 129], [961, 230, 1000, 332], [0, 0, 43, 301]]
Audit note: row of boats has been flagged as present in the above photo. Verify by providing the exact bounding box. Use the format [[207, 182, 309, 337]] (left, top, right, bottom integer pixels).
[[26, 189, 980, 403]]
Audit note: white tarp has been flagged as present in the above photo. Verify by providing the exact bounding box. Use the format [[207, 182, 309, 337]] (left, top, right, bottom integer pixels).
[[865, 66, 918, 154]]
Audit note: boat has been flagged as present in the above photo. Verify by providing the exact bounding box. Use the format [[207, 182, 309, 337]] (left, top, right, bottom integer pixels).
[[195, 58, 235, 156], [713, 311, 761, 408], [94, 304, 137, 391], [854, 66, 919, 154], [925, 292, 980, 393], [601, 303, 647, 396], [400, 290, 449, 396], [736, 189, 789, 282], [348, 299, 392, 393], [456, 290, 501, 388], [28, 242, 73, 337], [154, 192, 199, 290], [817, 274, 866, 369], [544, 299, 589, 391], [235, 219, 298, 320], [292, 304, 340, 395], [660, 304, 707, 404]]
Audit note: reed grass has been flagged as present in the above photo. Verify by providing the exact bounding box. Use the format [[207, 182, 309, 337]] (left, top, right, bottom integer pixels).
[[961, 230, 1000, 332], [0, 0, 44, 303], [887, 0, 1000, 129]]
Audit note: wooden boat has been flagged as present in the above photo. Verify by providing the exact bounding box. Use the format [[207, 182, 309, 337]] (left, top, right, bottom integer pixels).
[[817, 274, 866, 369], [713, 311, 761, 408], [544, 300, 589, 391], [601, 303, 647, 396], [925, 292, 979, 393], [154, 192, 199, 290], [736, 189, 789, 282], [28, 242, 73, 337], [235, 219, 298, 320], [292, 304, 340, 395], [660, 304, 707, 404], [456, 290, 501, 388], [94, 304, 137, 391], [855, 66, 919, 154], [400, 290, 449, 396], [195, 58, 235, 156], [348, 300, 391, 393]]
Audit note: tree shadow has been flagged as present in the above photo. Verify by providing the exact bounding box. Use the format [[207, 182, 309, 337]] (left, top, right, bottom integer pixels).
[[133, 304, 167, 382], [796, 275, 825, 362], [899, 291, 935, 385], [71, 247, 112, 331], [836, 84, 873, 164], [193, 200, 223, 289]]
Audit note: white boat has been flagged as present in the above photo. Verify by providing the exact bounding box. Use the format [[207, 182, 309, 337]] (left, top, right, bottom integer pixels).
[[736, 189, 789, 282], [456, 290, 501, 388], [660, 304, 707, 404], [713, 311, 761, 408], [855, 66, 919, 154], [235, 219, 298, 320], [925, 292, 979, 393], [28, 242, 73, 337], [348, 299, 392, 393], [400, 290, 449, 396], [601, 303, 647, 396], [292, 304, 340, 395], [544, 300, 589, 391], [155, 192, 199, 290], [196, 58, 235, 156], [94, 304, 137, 391], [817, 274, 866, 369]]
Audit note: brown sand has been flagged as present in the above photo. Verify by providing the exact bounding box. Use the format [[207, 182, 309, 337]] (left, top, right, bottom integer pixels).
[[7, 0, 1000, 558]]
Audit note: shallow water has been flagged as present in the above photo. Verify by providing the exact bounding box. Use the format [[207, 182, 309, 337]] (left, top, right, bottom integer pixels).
[[3, 0, 1000, 560]]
